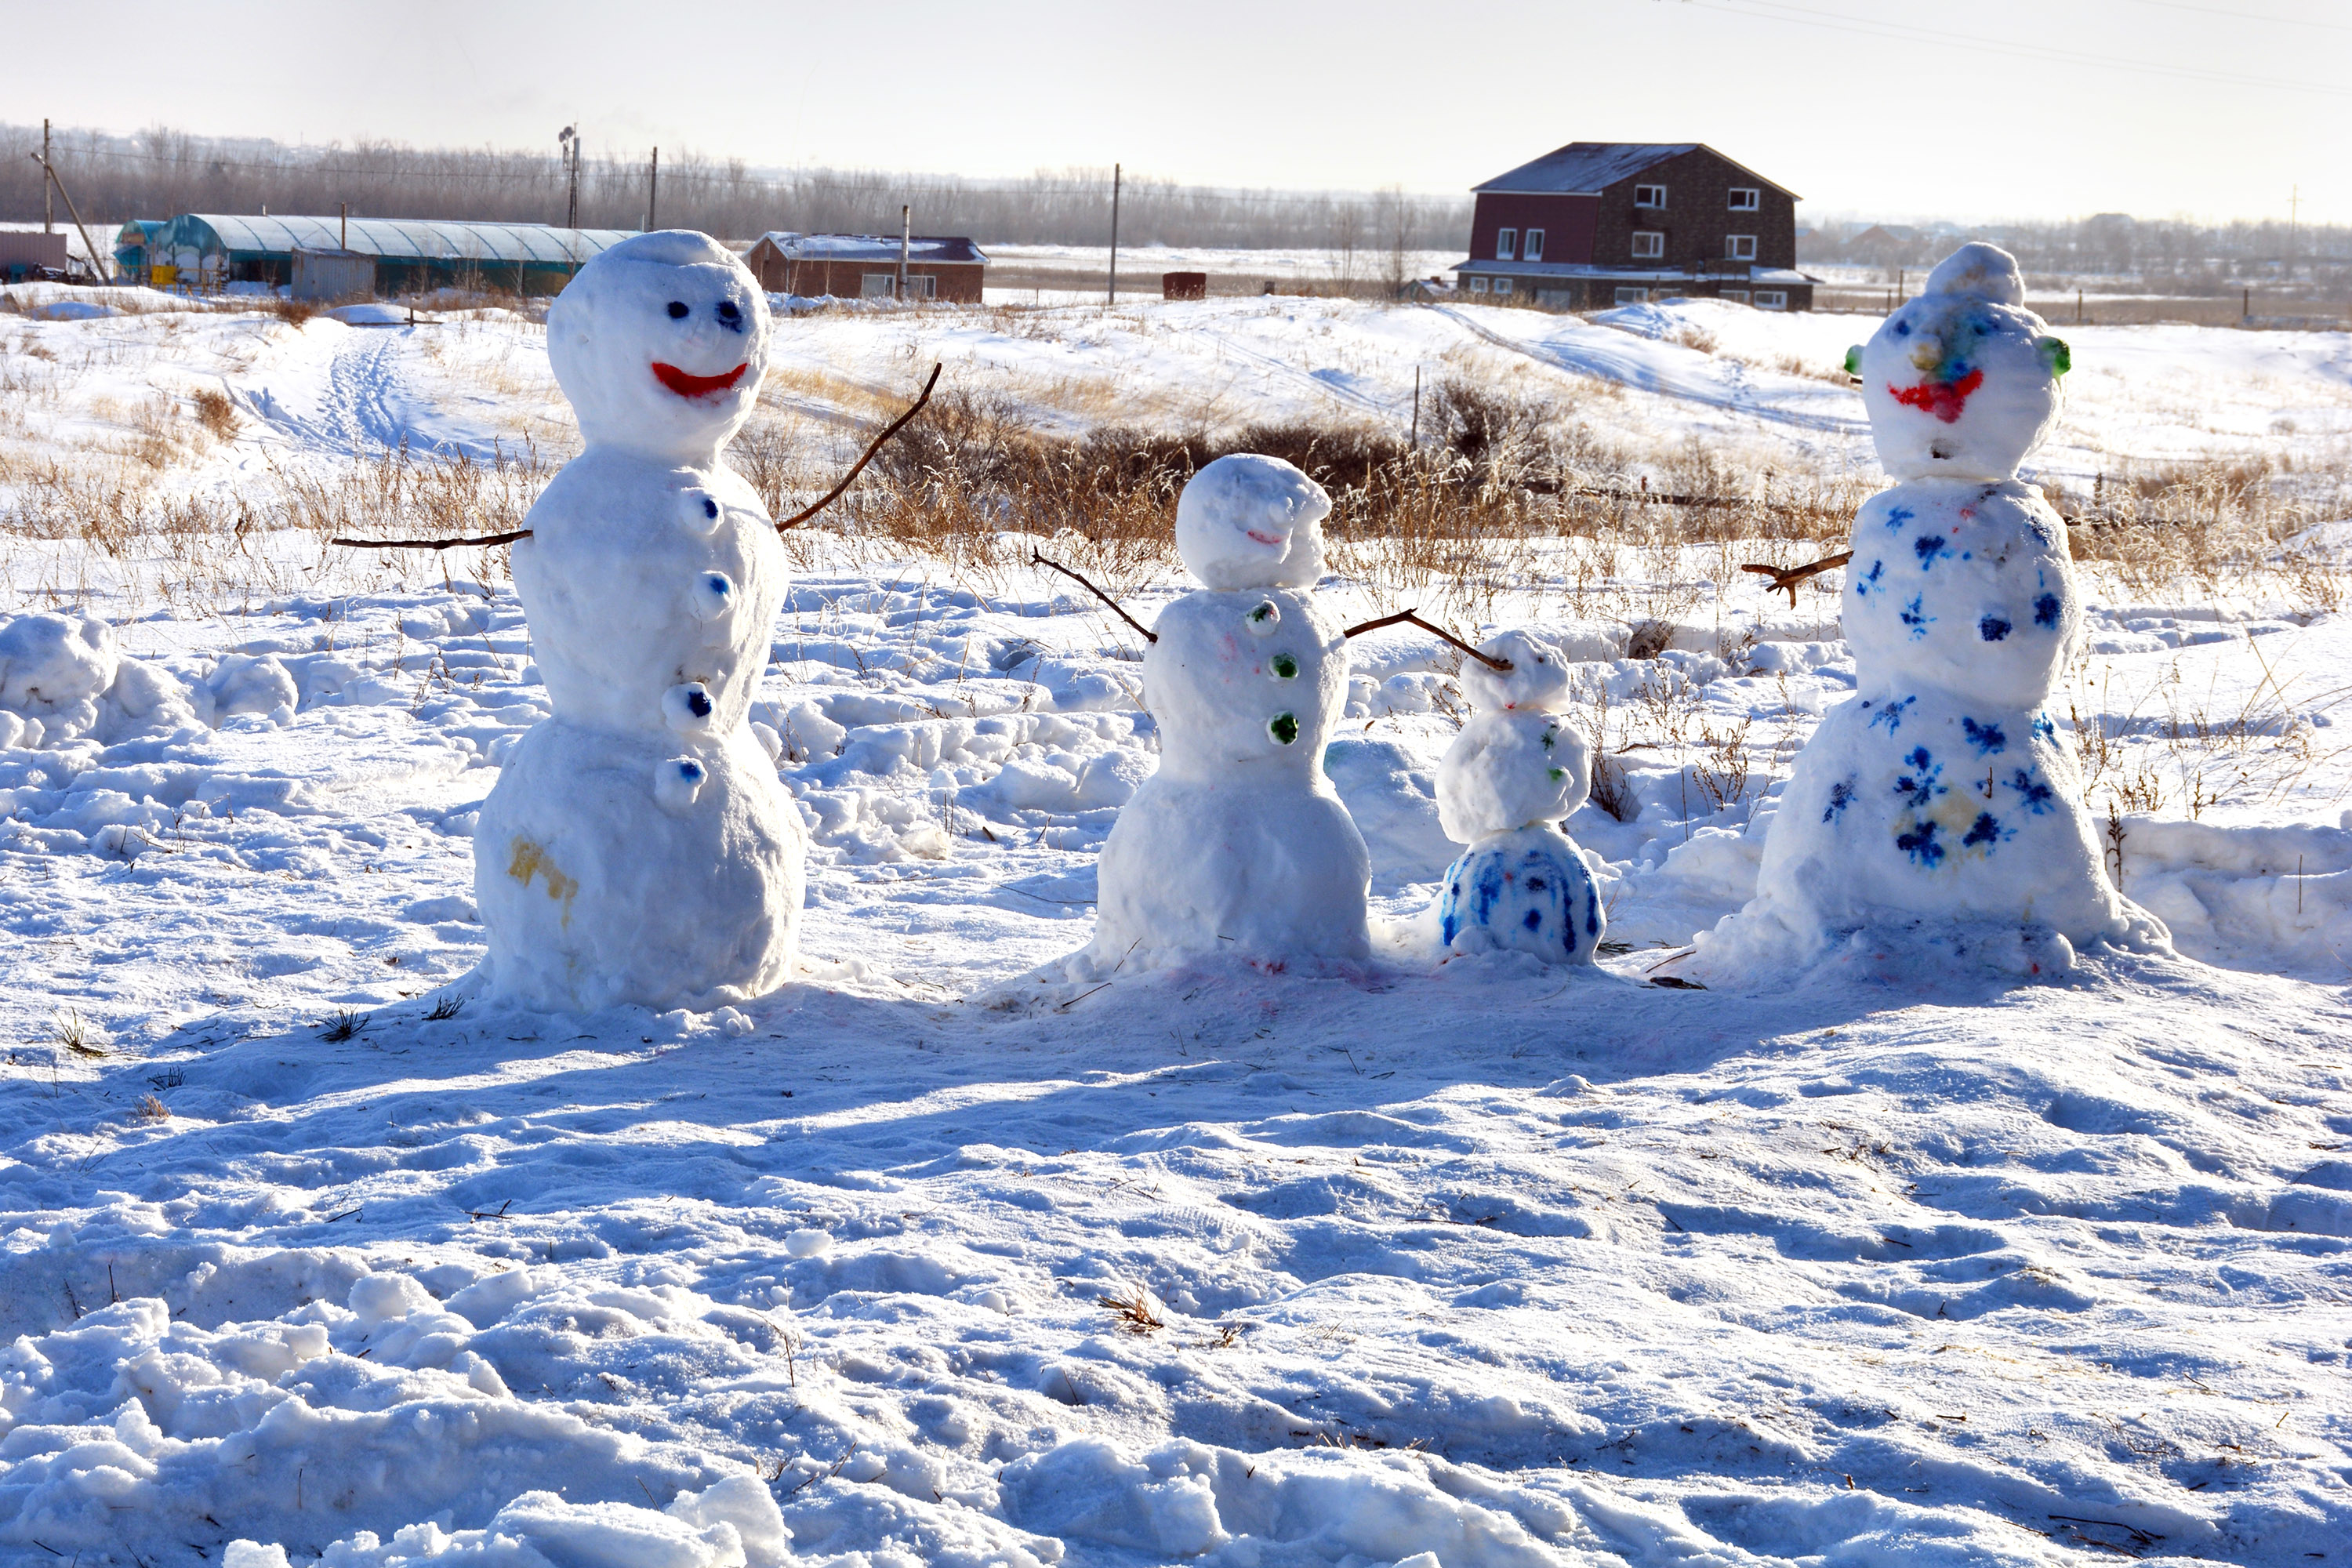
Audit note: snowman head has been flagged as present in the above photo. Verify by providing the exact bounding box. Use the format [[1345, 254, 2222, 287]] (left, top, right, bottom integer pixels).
[[1460, 630, 1569, 714], [1849, 243, 2069, 482], [1174, 454, 1331, 590], [546, 230, 771, 463]]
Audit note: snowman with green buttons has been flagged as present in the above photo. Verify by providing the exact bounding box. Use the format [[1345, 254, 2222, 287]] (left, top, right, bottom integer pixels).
[[1695, 243, 2165, 977], [1080, 454, 1371, 971]]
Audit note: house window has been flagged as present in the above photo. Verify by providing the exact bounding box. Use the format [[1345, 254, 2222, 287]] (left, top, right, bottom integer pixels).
[[1726, 234, 1758, 261], [1720, 289, 1751, 304], [1493, 278, 1513, 295], [1635, 184, 1666, 208], [1728, 187, 1760, 211], [1469, 276, 1490, 293], [1631, 231, 1664, 260], [860, 273, 896, 298], [1614, 287, 1650, 304], [1755, 290, 1788, 310], [1523, 228, 1544, 262], [1495, 227, 1517, 260]]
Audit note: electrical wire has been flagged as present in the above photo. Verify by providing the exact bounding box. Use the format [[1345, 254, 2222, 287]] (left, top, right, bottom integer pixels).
[[1682, 0, 2352, 96]]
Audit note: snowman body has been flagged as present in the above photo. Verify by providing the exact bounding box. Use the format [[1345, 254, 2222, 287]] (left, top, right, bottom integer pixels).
[[1432, 630, 1603, 964], [1084, 457, 1371, 968], [472, 231, 806, 1010], [1704, 244, 2161, 969]]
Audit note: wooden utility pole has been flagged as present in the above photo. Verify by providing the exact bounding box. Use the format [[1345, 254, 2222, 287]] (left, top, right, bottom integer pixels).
[[42, 119, 53, 234], [648, 147, 659, 231], [27, 147, 107, 284], [898, 204, 911, 300], [340, 202, 348, 251], [1108, 162, 1121, 304]]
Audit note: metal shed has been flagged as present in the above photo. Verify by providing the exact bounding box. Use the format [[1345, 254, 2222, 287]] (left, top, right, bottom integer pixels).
[[291, 247, 376, 303], [160, 215, 635, 296], [113, 220, 169, 283]]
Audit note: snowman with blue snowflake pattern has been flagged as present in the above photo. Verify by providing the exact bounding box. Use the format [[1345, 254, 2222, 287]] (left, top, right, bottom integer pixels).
[[1433, 630, 1605, 964], [1697, 243, 2165, 975]]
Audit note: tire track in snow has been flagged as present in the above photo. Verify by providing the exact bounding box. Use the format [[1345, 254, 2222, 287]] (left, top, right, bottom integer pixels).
[[1428, 303, 1869, 437]]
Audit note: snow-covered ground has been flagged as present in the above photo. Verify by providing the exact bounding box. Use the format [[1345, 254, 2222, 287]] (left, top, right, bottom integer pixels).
[[3, 287, 2351, 1566]]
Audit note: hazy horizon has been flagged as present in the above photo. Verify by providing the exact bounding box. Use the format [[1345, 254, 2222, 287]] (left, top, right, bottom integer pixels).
[[2, 0, 2345, 227]]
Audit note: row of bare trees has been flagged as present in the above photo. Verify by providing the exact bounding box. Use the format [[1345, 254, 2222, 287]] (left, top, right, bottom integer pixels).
[[1, 122, 1467, 256], [1803, 212, 2350, 292]]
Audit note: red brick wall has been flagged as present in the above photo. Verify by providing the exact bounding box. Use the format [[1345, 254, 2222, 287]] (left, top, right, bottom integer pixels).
[[746, 245, 984, 303], [1467, 194, 1599, 265], [1589, 148, 1796, 273]]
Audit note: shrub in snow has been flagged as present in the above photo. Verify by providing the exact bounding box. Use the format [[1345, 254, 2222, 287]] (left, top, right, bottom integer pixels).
[[1432, 630, 1605, 964], [1696, 244, 2169, 979], [469, 231, 806, 1010], [1076, 454, 1371, 973]]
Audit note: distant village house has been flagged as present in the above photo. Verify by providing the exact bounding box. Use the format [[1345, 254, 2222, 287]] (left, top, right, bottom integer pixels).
[[743, 233, 987, 302], [1453, 143, 1816, 310]]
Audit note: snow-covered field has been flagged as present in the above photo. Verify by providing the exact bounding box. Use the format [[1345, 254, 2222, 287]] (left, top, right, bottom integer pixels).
[[3, 285, 2351, 1566]]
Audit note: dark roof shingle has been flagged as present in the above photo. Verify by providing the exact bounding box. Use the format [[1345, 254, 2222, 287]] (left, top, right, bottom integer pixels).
[[1472, 143, 1796, 198]]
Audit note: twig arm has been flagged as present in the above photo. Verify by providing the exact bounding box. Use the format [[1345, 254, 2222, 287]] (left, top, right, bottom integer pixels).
[[1343, 608, 1512, 673], [1740, 550, 1853, 609], [1031, 552, 1157, 644], [778, 362, 942, 530], [325, 363, 944, 554], [328, 527, 533, 550]]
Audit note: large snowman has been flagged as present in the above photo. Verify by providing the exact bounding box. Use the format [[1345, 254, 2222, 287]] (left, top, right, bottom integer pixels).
[[1433, 630, 1605, 964], [1078, 455, 1371, 973], [472, 231, 805, 1010], [1697, 243, 2165, 975]]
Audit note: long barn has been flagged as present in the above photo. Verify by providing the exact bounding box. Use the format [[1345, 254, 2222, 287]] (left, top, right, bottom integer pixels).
[[742, 233, 987, 302], [143, 215, 637, 296]]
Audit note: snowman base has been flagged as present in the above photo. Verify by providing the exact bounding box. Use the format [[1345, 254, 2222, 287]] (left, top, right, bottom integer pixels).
[[1438, 823, 1604, 964], [1690, 688, 2169, 986], [1080, 768, 1372, 975], [472, 720, 805, 1011]]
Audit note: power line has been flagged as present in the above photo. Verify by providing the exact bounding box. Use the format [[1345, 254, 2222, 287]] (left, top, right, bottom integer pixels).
[[1685, 0, 2352, 96], [2, 136, 1462, 211], [2129, 0, 2352, 32]]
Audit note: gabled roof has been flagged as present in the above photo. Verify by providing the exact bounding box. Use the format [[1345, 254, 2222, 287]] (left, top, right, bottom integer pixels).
[[1472, 143, 1798, 199], [751, 233, 987, 265]]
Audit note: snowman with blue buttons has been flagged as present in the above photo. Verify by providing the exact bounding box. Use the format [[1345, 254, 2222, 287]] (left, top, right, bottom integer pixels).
[[471, 231, 806, 1009], [1433, 630, 1606, 964], [1078, 454, 1372, 973], [1699, 243, 2165, 973]]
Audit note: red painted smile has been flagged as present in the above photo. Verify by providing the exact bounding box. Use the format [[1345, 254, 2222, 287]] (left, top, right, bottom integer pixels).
[[1890, 367, 1984, 425], [1245, 528, 1283, 546], [652, 361, 749, 398]]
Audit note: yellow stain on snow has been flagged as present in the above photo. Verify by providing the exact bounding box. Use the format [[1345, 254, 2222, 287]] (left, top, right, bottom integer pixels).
[[506, 838, 579, 928]]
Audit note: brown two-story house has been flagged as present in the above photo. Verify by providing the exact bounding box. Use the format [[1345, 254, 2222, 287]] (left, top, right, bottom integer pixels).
[[1454, 143, 1815, 310]]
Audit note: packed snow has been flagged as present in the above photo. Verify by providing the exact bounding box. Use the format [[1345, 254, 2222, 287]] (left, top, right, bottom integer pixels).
[[2, 272, 2350, 1566]]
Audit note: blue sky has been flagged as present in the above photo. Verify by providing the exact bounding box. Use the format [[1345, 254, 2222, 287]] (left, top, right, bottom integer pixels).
[[4, 0, 2343, 223]]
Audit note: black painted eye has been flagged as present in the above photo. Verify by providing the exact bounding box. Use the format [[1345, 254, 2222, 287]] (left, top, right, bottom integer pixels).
[[716, 300, 742, 325], [702, 498, 719, 519], [666, 301, 689, 319]]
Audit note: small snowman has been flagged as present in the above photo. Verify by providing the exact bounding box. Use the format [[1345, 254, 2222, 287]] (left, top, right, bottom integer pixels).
[[1433, 630, 1604, 964], [1697, 243, 2164, 974], [1081, 454, 1371, 971], [471, 231, 806, 1010]]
